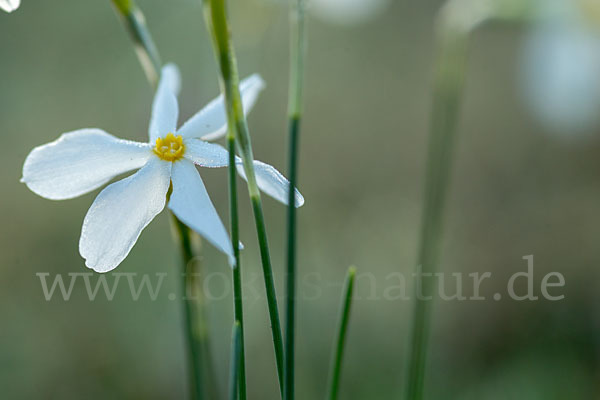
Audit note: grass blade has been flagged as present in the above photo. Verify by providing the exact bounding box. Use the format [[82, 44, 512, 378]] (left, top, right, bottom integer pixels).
[[284, 0, 307, 398], [203, 0, 285, 394], [327, 267, 357, 400], [229, 322, 243, 400]]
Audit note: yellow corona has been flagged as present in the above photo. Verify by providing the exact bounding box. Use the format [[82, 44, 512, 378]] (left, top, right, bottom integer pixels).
[[153, 133, 185, 162]]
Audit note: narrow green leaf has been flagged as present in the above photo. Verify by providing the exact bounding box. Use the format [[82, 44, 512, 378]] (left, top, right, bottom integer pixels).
[[228, 133, 247, 399], [203, 0, 285, 394], [327, 267, 357, 400], [284, 0, 307, 398], [229, 322, 243, 400]]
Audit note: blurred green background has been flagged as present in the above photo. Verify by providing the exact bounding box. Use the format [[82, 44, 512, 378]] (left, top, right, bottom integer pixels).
[[2, 0, 600, 398]]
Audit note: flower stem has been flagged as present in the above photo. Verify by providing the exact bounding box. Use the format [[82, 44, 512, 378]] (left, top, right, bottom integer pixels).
[[402, 1, 535, 395], [172, 216, 213, 400], [110, 0, 162, 87], [284, 0, 306, 398], [327, 267, 356, 400], [109, 2, 216, 398], [250, 194, 284, 391], [228, 132, 247, 400], [403, 19, 469, 400], [229, 322, 243, 400], [204, 0, 285, 394], [284, 115, 300, 400]]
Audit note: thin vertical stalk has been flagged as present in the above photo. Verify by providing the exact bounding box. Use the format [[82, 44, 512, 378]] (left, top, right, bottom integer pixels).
[[284, 0, 306, 399], [228, 131, 247, 399], [327, 267, 357, 400], [173, 216, 212, 400], [287, 0, 306, 117], [110, 0, 162, 86], [403, 23, 469, 400], [229, 322, 243, 400], [284, 116, 299, 400], [402, 1, 534, 393], [109, 2, 215, 399], [203, 0, 285, 394]]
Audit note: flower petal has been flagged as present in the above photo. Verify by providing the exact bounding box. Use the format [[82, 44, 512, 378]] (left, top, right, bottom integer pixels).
[[168, 160, 234, 265], [236, 160, 305, 207], [177, 74, 265, 141], [149, 66, 180, 143], [79, 158, 171, 273], [183, 138, 229, 167], [182, 135, 304, 208], [162, 63, 181, 96], [22, 129, 151, 200], [0, 0, 20, 13]]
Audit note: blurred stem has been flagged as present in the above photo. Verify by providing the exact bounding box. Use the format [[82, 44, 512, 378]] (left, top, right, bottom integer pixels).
[[204, 0, 285, 394], [402, 1, 537, 396], [327, 267, 356, 400], [229, 322, 243, 400], [109, 2, 217, 398], [403, 23, 469, 400], [172, 216, 218, 400], [110, 0, 162, 86], [284, 0, 306, 398], [228, 132, 247, 400], [287, 0, 306, 118]]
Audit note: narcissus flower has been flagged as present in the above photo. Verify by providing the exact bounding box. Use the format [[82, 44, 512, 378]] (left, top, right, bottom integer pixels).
[[0, 0, 20, 13], [22, 64, 303, 272]]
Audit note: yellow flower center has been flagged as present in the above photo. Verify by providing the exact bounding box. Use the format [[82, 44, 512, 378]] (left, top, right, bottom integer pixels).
[[153, 133, 185, 162]]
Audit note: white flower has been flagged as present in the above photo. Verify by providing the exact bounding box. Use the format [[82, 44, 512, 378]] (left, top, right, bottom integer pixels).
[[0, 0, 20, 13], [22, 64, 304, 273]]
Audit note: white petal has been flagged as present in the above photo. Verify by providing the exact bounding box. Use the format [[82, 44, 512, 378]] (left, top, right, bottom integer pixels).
[[182, 134, 304, 208], [169, 160, 234, 265], [79, 158, 171, 273], [236, 160, 305, 207], [0, 0, 20, 13], [183, 138, 229, 167], [149, 68, 180, 143], [22, 129, 151, 200], [177, 74, 265, 141], [162, 63, 181, 96]]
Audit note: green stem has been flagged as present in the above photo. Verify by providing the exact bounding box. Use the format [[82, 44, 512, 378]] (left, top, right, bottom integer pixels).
[[250, 194, 285, 392], [401, 2, 540, 398], [109, 2, 216, 398], [228, 133, 247, 400], [229, 322, 243, 400], [284, 116, 300, 400], [110, 0, 162, 87], [204, 0, 285, 394], [284, 0, 306, 398], [403, 24, 469, 400], [327, 267, 357, 400], [287, 0, 306, 118], [172, 216, 210, 400]]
